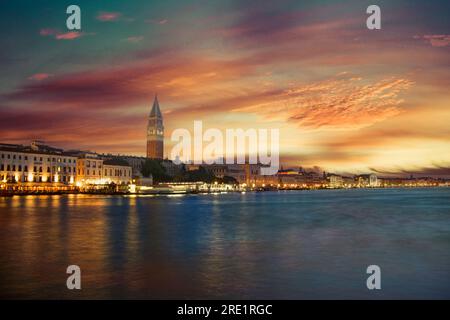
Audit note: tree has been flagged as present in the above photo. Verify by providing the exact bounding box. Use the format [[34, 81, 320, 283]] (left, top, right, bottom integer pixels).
[[184, 166, 215, 183], [218, 175, 238, 184], [141, 159, 171, 183]]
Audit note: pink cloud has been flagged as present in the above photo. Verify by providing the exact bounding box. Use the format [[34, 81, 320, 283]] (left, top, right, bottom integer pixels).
[[28, 73, 53, 81], [235, 75, 414, 130], [39, 28, 84, 40], [415, 35, 450, 47], [55, 32, 83, 40], [423, 35, 450, 47], [96, 11, 122, 21], [39, 28, 57, 36]]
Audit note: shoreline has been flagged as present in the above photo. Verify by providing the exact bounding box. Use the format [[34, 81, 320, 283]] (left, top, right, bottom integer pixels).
[[1, 185, 448, 197]]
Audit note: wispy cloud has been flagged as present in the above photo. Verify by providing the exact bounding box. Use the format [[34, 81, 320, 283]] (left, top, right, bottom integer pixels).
[[145, 19, 168, 25], [96, 11, 122, 22], [125, 36, 144, 43], [39, 28, 57, 36], [39, 28, 85, 40], [419, 34, 450, 47], [413, 34, 450, 47], [55, 32, 84, 40], [235, 75, 414, 130], [28, 73, 53, 81]]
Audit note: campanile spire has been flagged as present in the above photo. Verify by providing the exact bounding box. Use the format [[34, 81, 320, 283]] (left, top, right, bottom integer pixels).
[[146, 95, 164, 159]]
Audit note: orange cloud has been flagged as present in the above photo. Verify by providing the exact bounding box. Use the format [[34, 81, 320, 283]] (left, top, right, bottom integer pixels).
[[235, 75, 414, 130], [416, 35, 450, 47], [55, 32, 83, 40]]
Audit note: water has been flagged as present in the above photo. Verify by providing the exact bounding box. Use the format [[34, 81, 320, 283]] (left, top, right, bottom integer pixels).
[[0, 188, 449, 299]]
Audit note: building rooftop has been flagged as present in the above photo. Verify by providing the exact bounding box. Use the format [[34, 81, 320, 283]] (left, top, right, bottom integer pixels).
[[0, 142, 77, 157], [103, 158, 131, 167]]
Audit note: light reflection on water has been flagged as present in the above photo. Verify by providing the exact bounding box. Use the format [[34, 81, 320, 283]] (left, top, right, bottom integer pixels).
[[0, 188, 449, 299]]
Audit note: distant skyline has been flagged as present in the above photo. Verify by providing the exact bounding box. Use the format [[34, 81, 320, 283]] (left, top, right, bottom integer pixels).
[[0, 0, 449, 177]]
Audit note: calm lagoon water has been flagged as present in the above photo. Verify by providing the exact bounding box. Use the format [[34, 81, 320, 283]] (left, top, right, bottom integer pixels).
[[0, 188, 449, 299]]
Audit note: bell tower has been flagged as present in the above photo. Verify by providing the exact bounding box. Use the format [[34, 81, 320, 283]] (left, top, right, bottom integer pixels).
[[146, 95, 164, 159]]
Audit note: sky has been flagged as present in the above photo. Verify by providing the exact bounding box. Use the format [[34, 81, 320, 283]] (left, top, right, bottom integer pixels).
[[0, 0, 449, 176]]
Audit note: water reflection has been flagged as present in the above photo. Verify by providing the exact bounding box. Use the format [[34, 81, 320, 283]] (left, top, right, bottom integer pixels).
[[0, 189, 449, 299]]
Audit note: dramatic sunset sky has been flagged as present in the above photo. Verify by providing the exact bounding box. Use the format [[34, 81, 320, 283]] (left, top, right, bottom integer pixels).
[[1, 0, 449, 176]]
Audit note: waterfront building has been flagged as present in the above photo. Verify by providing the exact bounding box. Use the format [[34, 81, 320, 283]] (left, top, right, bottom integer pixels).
[[103, 159, 133, 185], [76, 153, 132, 186], [104, 154, 147, 178], [0, 141, 77, 185], [185, 164, 201, 171], [221, 164, 251, 184], [328, 174, 344, 188], [342, 176, 356, 188], [76, 153, 104, 185], [147, 95, 164, 159], [356, 174, 378, 187], [183, 163, 263, 185], [206, 164, 228, 178], [0, 141, 133, 192]]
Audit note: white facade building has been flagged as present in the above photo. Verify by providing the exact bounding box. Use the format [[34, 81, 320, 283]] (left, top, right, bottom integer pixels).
[[0, 143, 77, 184]]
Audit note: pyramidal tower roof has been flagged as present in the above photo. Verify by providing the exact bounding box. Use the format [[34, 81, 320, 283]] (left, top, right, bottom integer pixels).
[[149, 95, 162, 118]]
